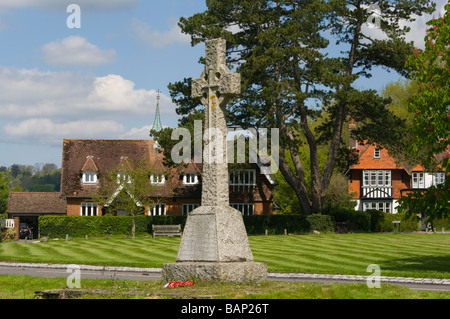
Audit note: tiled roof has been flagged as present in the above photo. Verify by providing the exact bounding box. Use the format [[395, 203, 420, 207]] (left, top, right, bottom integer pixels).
[[349, 141, 446, 174], [60, 139, 202, 198], [8, 192, 66, 214], [80, 156, 99, 172], [350, 143, 403, 170], [60, 139, 277, 200]]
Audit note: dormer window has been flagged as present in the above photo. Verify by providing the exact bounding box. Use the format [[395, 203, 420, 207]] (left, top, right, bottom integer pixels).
[[183, 173, 199, 185], [82, 172, 98, 184], [150, 173, 165, 185], [81, 156, 99, 185], [117, 172, 131, 184], [374, 148, 380, 158]]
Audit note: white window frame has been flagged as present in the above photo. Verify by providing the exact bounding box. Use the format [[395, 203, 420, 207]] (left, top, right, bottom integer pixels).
[[150, 204, 166, 216], [363, 201, 392, 213], [82, 172, 98, 184], [117, 172, 131, 184], [412, 172, 425, 188], [150, 173, 165, 185], [374, 148, 380, 158], [363, 170, 391, 187], [81, 202, 98, 216], [230, 203, 254, 216], [229, 169, 256, 186], [182, 203, 200, 215], [432, 172, 445, 186], [182, 173, 199, 185]]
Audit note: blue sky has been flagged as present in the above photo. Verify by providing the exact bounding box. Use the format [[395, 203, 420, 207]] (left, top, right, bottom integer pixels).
[[0, 0, 446, 168]]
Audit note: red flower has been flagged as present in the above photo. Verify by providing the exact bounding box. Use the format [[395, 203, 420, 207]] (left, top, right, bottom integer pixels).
[[166, 281, 194, 288]]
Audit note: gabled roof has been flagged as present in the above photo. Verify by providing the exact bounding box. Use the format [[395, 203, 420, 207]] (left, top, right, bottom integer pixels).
[[60, 138, 277, 199], [81, 156, 99, 172], [348, 141, 446, 174], [117, 156, 132, 172], [61, 139, 160, 197], [8, 192, 66, 214], [151, 157, 167, 173], [350, 143, 403, 171]]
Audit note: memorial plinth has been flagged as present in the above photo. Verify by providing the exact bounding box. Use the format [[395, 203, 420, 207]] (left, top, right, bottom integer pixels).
[[162, 39, 267, 283]]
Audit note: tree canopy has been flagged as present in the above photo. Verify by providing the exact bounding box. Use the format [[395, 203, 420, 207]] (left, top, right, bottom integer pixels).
[[398, 2, 450, 221], [157, 0, 436, 215], [90, 159, 157, 238]]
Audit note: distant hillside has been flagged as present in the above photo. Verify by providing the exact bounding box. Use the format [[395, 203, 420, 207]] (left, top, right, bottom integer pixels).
[[0, 163, 61, 192]]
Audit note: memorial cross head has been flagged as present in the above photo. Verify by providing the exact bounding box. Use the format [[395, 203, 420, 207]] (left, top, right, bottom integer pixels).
[[191, 38, 240, 109]]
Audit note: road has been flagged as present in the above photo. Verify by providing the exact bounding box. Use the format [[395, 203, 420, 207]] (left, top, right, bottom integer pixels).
[[0, 262, 449, 292]]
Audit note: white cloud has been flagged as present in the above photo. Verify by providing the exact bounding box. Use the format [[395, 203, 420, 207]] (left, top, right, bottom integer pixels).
[[119, 125, 170, 139], [87, 74, 152, 111], [41, 36, 116, 67], [119, 125, 153, 139], [360, 0, 448, 49], [400, 1, 447, 49], [0, 66, 180, 142], [0, 66, 178, 119], [132, 18, 190, 49], [0, 0, 139, 11], [4, 118, 125, 139]]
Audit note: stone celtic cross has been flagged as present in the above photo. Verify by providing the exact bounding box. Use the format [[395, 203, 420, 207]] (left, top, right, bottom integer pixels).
[[191, 38, 240, 206], [162, 38, 267, 282]]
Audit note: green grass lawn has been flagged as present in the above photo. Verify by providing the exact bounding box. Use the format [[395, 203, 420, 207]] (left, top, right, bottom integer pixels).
[[1, 233, 450, 279], [1, 274, 449, 299]]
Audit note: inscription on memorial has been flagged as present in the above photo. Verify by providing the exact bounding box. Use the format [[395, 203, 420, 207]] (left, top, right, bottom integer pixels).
[[177, 214, 218, 261]]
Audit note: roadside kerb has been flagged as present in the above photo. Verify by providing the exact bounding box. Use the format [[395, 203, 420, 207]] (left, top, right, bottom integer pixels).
[[1, 262, 450, 286]]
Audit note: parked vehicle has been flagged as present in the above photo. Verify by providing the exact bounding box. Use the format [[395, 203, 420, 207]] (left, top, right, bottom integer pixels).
[[19, 223, 32, 240]]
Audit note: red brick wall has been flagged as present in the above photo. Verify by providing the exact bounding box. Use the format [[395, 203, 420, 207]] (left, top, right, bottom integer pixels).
[[66, 198, 103, 216], [348, 170, 362, 198], [392, 170, 410, 199], [348, 169, 410, 200]]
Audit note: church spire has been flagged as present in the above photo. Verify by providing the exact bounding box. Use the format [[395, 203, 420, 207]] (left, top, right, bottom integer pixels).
[[151, 89, 162, 132]]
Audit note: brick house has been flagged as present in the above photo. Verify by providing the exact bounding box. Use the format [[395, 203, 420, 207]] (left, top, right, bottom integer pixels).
[[60, 138, 277, 217], [347, 122, 446, 214]]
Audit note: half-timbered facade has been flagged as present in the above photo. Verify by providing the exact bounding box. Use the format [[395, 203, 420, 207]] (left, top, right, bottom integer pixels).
[[347, 123, 446, 214]]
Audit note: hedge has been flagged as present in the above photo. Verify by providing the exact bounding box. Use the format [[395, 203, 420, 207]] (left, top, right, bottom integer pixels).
[[325, 208, 371, 232], [325, 208, 423, 232], [366, 210, 420, 232], [38, 215, 189, 238], [305, 214, 335, 233], [38, 214, 334, 238], [38, 211, 445, 238]]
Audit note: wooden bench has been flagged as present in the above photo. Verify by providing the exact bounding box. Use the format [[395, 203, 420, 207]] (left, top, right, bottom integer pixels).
[[152, 224, 182, 238]]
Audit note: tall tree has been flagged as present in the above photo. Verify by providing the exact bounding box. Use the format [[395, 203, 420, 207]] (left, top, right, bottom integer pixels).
[[164, 0, 435, 214], [398, 2, 450, 221], [0, 171, 22, 217]]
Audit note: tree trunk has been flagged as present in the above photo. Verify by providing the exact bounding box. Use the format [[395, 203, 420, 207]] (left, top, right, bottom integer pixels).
[[131, 215, 136, 239], [278, 149, 312, 215]]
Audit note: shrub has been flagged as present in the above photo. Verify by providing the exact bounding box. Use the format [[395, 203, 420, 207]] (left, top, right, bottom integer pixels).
[[325, 208, 371, 232], [306, 214, 334, 233], [432, 218, 450, 231], [366, 210, 420, 232], [1, 228, 16, 241], [243, 215, 310, 235]]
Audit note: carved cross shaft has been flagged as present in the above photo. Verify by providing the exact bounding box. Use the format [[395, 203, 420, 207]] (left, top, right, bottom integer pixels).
[[191, 39, 240, 206]]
